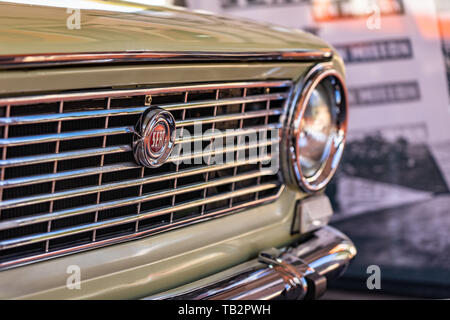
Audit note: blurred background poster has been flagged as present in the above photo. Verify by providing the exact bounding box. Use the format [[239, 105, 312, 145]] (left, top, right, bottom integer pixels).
[[186, 0, 450, 298]]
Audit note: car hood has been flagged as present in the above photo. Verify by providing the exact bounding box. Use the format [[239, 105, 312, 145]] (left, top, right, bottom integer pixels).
[[0, 0, 331, 56]]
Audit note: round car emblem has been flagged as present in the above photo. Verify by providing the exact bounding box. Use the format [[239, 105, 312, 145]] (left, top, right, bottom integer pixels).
[[149, 123, 166, 154], [133, 107, 176, 168]]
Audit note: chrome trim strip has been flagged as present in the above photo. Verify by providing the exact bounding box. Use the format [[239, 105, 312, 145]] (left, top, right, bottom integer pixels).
[[0, 81, 292, 106], [0, 156, 274, 230], [0, 145, 132, 168], [0, 163, 136, 188], [0, 107, 148, 126], [0, 79, 291, 270], [0, 126, 133, 147], [176, 108, 282, 127], [177, 123, 281, 144], [0, 186, 284, 270], [0, 139, 278, 209], [164, 93, 287, 111], [151, 226, 356, 300], [0, 49, 333, 70], [0, 93, 287, 125], [0, 124, 278, 170], [0, 110, 280, 147], [169, 138, 277, 163], [0, 183, 279, 250]]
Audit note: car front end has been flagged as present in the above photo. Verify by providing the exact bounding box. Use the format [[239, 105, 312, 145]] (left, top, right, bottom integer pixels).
[[0, 1, 355, 300]]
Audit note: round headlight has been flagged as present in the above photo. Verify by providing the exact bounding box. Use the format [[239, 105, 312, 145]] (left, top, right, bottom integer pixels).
[[284, 66, 348, 192]]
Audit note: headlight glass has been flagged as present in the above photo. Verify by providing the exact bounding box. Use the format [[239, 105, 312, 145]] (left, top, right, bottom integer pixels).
[[298, 80, 338, 178], [284, 68, 348, 192]]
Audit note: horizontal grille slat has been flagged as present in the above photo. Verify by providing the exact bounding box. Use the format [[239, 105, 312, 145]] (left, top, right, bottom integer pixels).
[[0, 169, 276, 234], [0, 183, 278, 250], [0, 109, 280, 147], [0, 137, 278, 191], [0, 107, 147, 126], [0, 127, 133, 147], [0, 125, 279, 169], [176, 109, 282, 127], [177, 123, 281, 143], [0, 81, 292, 106], [0, 145, 132, 168], [0, 93, 287, 125], [170, 138, 278, 163], [0, 80, 291, 269], [0, 163, 137, 188], [0, 139, 278, 209], [0, 156, 274, 231]]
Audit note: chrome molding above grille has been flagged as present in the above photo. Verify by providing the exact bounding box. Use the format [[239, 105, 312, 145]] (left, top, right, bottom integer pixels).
[[0, 49, 333, 70], [0, 80, 292, 270]]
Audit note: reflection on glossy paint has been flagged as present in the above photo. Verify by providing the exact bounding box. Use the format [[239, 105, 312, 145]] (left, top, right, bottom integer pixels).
[[1, 0, 143, 12], [0, 0, 331, 56]]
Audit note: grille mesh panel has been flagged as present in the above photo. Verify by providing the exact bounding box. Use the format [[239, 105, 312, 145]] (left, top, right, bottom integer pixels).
[[0, 81, 291, 268]]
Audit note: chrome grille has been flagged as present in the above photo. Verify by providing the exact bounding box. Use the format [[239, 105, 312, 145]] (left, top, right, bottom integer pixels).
[[0, 81, 291, 269]]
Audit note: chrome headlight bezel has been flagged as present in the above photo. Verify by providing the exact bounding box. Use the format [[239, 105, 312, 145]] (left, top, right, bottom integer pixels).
[[282, 64, 348, 193]]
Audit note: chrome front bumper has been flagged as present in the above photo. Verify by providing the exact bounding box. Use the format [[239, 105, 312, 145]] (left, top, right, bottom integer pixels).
[[150, 226, 356, 300]]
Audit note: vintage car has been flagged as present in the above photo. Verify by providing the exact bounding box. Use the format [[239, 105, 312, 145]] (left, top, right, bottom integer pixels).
[[0, 1, 356, 299]]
